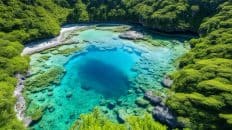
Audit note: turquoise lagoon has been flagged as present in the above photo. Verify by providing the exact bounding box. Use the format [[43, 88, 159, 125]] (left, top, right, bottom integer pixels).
[[25, 25, 190, 130]]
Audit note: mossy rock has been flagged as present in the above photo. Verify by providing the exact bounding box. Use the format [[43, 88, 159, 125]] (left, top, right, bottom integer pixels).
[[30, 107, 45, 122], [135, 97, 149, 108]]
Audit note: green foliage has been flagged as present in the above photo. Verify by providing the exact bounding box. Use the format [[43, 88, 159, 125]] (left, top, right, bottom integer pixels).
[[126, 114, 167, 130], [75, 0, 226, 32], [199, 2, 232, 35], [71, 109, 126, 130], [0, 0, 70, 42], [71, 109, 167, 130], [167, 1, 232, 129], [69, 0, 89, 22], [219, 114, 232, 126], [0, 4, 67, 124], [0, 39, 28, 129], [0, 81, 26, 129]]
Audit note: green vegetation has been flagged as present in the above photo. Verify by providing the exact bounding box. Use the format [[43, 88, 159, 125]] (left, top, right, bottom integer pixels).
[[166, 1, 232, 129], [0, 0, 70, 42], [26, 103, 46, 122], [0, 1, 69, 129], [0, 39, 29, 129], [0, 0, 231, 129], [69, 0, 89, 22], [71, 109, 167, 130], [74, 0, 226, 32]]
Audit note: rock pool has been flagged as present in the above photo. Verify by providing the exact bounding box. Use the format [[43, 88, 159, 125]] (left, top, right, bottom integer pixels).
[[24, 25, 191, 130]]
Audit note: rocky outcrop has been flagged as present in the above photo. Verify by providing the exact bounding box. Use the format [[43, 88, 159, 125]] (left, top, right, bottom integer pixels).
[[119, 31, 144, 40], [14, 74, 32, 126], [116, 109, 128, 123], [144, 90, 182, 128], [161, 75, 173, 88], [152, 105, 183, 128], [144, 91, 162, 105]]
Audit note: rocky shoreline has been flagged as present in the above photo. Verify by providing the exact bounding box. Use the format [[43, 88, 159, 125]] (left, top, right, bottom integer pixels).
[[14, 74, 32, 126], [22, 25, 87, 55]]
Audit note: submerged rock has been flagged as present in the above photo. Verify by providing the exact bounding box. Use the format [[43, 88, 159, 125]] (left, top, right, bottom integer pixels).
[[81, 84, 91, 91], [119, 31, 144, 40], [117, 109, 128, 123], [116, 98, 123, 105], [162, 75, 173, 88], [135, 97, 149, 108], [38, 96, 45, 102], [152, 105, 182, 128], [47, 104, 55, 113], [107, 101, 116, 109], [146, 106, 154, 113], [144, 91, 162, 105], [66, 92, 72, 98], [47, 92, 53, 96]]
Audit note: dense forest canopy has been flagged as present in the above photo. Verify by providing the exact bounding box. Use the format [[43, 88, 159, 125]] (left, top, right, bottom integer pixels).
[[0, 0, 231, 129]]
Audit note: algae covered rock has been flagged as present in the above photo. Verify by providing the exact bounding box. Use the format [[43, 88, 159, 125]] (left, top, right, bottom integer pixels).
[[116, 109, 128, 123], [135, 97, 149, 108], [25, 66, 65, 91], [29, 107, 45, 122]]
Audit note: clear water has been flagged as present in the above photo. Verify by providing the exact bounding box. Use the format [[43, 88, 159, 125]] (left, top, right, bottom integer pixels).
[[25, 25, 190, 130], [66, 47, 139, 98]]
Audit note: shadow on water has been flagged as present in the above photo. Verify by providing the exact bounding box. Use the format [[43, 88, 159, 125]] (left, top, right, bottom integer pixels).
[[78, 58, 130, 99]]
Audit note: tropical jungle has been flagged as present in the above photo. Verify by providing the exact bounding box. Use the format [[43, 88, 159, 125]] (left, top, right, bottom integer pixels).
[[0, 0, 231, 130]]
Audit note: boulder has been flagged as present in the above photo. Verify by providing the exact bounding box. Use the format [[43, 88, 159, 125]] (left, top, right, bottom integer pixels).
[[119, 31, 144, 40], [152, 105, 182, 128], [117, 109, 128, 123], [144, 91, 162, 105], [162, 75, 173, 88]]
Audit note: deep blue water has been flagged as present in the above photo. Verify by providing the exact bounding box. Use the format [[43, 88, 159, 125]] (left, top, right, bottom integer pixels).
[[64, 46, 139, 99]]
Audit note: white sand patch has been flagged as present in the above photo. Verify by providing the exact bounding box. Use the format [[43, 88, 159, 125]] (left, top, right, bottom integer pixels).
[[22, 25, 86, 55]]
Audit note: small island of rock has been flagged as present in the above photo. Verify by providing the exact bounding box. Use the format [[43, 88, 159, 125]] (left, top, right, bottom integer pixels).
[[119, 31, 144, 40]]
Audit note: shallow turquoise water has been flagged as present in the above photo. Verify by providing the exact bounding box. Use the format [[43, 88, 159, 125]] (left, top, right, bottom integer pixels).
[[25, 25, 190, 130]]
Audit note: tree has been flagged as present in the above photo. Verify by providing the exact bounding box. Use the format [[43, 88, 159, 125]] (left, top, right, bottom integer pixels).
[[70, 0, 89, 22]]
